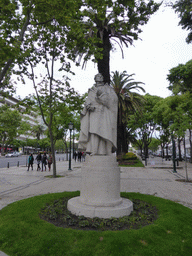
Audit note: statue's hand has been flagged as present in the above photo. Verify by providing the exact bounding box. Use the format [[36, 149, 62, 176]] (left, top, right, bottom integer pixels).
[[86, 104, 95, 111], [88, 106, 95, 111]]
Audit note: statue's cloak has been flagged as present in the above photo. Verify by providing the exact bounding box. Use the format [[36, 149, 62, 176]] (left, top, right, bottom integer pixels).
[[79, 85, 118, 151]]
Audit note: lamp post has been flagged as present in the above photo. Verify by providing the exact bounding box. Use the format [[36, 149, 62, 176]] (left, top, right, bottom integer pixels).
[[169, 121, 177, 173], [68, 121, 73, 170], [73, 128, 75, 159]]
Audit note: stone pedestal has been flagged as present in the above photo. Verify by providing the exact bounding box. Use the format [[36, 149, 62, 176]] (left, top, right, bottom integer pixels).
[[67, 155, 133, 218]]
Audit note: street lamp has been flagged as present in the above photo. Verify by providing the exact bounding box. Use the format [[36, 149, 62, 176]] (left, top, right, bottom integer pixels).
[[73, 128, 75, 159], [169, 121, 177, 173], [68, 121, 73, 170]]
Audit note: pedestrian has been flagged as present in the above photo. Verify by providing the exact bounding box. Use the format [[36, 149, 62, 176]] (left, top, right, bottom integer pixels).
[[78, 151, 82, 162], [74, 151, 77, 162], [47, 153, 52, 171], [36, 152, 41, 171], [82, 151, 85, 162], [42, 152, 47, 172], [27, 153, 34, 171]]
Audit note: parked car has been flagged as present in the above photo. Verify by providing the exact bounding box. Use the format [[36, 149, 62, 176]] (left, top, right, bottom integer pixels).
[[5, 152, 20, 157]]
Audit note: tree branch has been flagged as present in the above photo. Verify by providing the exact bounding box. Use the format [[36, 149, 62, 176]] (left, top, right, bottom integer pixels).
[[0, 10, 31, 85]]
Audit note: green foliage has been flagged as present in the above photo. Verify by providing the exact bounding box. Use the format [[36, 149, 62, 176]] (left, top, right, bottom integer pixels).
[[123, 152, 138, 160], [167, 59, 192, 94], [173, 0, 192, 44], [0, 104, 22, 147], [117, 152, 144, 166], [128, 94, 162, 155], [1, 0, 160, 89], [153, 94, 191, 138], [0, 0, 79, 86], [38, 138, 51, 150], [63, 0, 161, 83], [111, 70, 145, 155], [119, 160, 145, 167], [148, 138, 161, 152], [40, 196, 158, 231]]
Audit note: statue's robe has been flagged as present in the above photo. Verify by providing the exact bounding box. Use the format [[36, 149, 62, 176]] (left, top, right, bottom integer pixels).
[[79, 85, 118, 155]]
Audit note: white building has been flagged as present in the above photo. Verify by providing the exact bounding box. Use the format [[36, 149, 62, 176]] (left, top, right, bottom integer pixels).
[[0, 93, 45, 145]]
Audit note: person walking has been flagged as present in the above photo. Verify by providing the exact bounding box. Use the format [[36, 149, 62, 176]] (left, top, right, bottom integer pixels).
[[27, 153, 34, 171], [82, 151, 85, 161], [78, 151, 82, 162], [36, 152, 41, 171], [41, 152, 47, 172], [47, 153, 52, 171], [74, 151, 77, 162]]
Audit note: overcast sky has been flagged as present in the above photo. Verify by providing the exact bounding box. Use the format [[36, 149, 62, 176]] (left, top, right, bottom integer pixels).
[[15, 3, 192, 99]]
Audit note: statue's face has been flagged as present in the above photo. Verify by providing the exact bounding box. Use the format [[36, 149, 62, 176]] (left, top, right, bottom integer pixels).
[[94, 73, 103, 82]]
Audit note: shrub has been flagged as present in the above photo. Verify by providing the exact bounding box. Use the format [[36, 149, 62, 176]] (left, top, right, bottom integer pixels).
[[122, 152, 138, 160]]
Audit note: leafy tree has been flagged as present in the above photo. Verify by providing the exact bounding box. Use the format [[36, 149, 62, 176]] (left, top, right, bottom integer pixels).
[[173, 0, 192, 44], [152, 97, 172, 158], [55, 140, 66, 153], [174, 92, 192, 162], [167, 59, 192, 94], [153, 94, 191, 161], [32, 125, 45, 141], [68, 0, 161, 83], [38, 138, 51, 152], [14, 11, 85, 177], [128, 94, 162, 158], [0, 0, 78, 87], [148, 138, 161, 153], [0, 105, 22, 152], [111, 70, 145, 155], [1, 0, 85, 177]]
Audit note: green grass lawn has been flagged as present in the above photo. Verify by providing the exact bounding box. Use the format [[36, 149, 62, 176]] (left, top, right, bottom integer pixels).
[[0, 191, 192, 256]]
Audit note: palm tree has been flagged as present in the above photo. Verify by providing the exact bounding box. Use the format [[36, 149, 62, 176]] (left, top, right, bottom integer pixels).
[[72, 1, 160, 84], [111, 71, 145, 155], [32, 125, 45, 141]]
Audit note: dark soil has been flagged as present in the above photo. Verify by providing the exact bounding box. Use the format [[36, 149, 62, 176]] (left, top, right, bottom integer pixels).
[[39, 197, 158, 231], [175, 179, 192, 183]]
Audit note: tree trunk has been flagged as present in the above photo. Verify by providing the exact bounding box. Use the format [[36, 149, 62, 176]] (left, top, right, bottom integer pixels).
[[0, 12, 30, 85], [49, 127, 56, 178], [117, 124, 122, 156], [178, 138, 182, 161], [97, 29, 111, 84], [189, 129, 192, 163], [122, 123, 128, 153], [117, 123, 128, 156], [161, 144, 165, 158], [183, 136, 189, 181]]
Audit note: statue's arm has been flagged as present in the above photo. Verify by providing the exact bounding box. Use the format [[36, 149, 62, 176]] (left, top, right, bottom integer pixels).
[[81, 101, 95, 116], [95, 92, 110, 108]]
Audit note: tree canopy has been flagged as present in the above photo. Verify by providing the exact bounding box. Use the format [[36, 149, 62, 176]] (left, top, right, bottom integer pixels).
[[111, 70, 145, 155], [0, 105, 23, 151], [167, 59, 192, 94], [173, 0, 192, 44], [0, 0, 80, 87], [68, 0, 161, 83], [128, 94, 162, 156], [1, 0, 161, 88]]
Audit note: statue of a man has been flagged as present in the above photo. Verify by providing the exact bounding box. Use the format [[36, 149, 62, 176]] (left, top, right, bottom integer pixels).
[[78, 73, 118, 155]]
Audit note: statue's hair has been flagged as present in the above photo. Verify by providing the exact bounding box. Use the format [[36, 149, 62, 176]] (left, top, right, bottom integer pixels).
[[94, 73, 103, 81]]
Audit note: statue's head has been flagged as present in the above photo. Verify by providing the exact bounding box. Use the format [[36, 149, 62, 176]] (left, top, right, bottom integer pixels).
[[94, 73, 103, 83]]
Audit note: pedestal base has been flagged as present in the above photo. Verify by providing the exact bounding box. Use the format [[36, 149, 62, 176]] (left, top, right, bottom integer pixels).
[[67, 155, 133, 218], [67, 196, 133, 219]]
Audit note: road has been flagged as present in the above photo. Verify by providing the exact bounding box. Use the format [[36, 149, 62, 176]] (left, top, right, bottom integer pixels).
[[0, 154, 69, 169]]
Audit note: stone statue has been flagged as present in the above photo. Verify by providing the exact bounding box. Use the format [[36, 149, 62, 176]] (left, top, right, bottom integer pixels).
[[78, 73, 118, 155]]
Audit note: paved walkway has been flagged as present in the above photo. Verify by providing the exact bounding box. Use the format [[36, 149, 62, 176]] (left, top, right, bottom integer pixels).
[[0, 156, 192, 255]]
